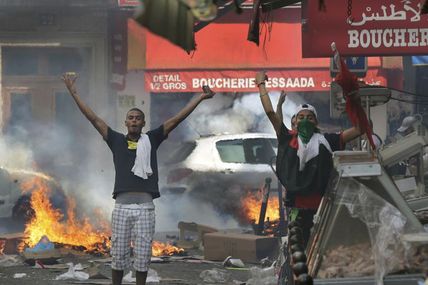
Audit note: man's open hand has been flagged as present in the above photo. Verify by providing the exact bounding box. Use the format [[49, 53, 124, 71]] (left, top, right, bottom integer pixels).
[[201, 85, 215, 99], [61, 72, 78, 94], [255, 71, 268, 86]]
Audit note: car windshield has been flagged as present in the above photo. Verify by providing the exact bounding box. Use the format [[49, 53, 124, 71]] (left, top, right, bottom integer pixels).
[[165, 141, 196, 164], [216, 138, 277, 164]]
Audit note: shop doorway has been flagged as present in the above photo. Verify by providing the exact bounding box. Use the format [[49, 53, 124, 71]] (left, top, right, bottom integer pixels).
[[1, 46, 91, 172]]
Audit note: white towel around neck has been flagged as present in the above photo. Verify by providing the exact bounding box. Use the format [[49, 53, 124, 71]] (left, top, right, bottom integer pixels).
[[297, 133, 332, 171], [131, 134, 153, 179]]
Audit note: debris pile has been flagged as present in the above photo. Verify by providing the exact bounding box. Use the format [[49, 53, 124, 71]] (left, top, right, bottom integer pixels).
[[318, 242, 428, 278]]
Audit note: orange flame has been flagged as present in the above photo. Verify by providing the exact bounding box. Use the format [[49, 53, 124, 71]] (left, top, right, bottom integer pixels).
[[20, 177, 110, 252], [240, 192, 280, 223], [152, 241, 184, 257], [19, 176, 184, 256]]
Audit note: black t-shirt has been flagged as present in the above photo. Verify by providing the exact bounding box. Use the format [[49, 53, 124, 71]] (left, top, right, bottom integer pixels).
[[106, 125, 167, 199], [276, 123, 343, 202]]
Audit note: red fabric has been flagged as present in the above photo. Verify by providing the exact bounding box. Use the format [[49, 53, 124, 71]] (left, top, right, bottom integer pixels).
[[288, 130, 298, 149], [335, 57, 375, 150], [318, 0, 326, 11], [422, 0, 428, 14], [295, 193, 322, 209]]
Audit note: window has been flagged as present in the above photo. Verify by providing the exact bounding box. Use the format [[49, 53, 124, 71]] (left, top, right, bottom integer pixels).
[[216, 139, 245, 163], [243, 138, 276, 164], [2, 47, 88, 76], [3, 48, 38, 75], [270, 139, 278, 155], [165, 142, 196, 164], [5, 93, 32, 138], [216, 138, 277, 164]]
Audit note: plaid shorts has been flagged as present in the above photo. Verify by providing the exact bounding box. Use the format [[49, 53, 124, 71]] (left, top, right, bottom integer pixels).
[[111, 202, 155, 272]]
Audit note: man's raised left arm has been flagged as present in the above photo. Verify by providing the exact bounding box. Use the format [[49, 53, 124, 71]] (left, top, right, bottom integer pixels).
[[163, 86, 215, 136]]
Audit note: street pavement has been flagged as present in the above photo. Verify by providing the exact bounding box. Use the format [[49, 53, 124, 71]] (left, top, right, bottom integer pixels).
[[0, 231, 272, 285], [0, 254, 256, 285]]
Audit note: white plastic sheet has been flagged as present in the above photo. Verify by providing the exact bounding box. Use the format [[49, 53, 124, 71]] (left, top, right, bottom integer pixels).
[[200, 268, 230, 283], [13, 273, 26, 278], [335, 178, 415, 285], [0, 254, 23, 267], [245, 266, 277, 285], [55, 263, 89, 281]]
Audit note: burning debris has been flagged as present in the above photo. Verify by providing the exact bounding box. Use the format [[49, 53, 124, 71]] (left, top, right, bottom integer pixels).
[[239, 191, 284, 236], [18, 176, 111, 254], [240, 192, 280, 224], [152, 241, 185, 257], [3, 174, 187, 258]]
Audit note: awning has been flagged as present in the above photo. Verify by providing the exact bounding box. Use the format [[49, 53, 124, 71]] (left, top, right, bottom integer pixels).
[[130, 8, 382, 70], [412, 56, 428, 66], [144, 69, 386, 93], [127, 7, 386, 93]]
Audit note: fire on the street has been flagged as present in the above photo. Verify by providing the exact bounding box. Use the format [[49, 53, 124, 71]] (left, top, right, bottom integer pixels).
[[19, 176, 111, 253], [152, 241, 184, 256], [16, 175, 185, 256], [240, 192, 280, 223]]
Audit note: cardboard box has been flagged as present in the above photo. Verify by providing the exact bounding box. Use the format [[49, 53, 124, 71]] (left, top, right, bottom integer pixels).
[[0, 232, 24, 254], [203, 232, 279, 263], [177, 221, 218, 249]]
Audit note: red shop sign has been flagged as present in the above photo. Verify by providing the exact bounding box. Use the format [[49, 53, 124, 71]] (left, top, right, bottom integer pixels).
[[302, 0, 428, 57], [118, 0, 139, 7], [144, 69, 386, 93]]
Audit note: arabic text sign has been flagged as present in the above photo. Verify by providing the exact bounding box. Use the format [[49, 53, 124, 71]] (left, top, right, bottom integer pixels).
[[302, 0, 428, 57], [144, 70, 386, 93]]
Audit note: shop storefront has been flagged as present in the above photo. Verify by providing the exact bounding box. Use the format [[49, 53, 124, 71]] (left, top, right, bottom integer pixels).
[[120, 3, 389, 140]]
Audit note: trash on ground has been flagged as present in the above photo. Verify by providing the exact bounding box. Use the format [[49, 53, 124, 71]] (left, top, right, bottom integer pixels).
[[25, 235, 54, 253], [0, 254, 23, 267], [223, 256, 245, 268], [13, 273, 27, 278], [55, 262, 89, 281], [123, 269, 160, 283], [245, 266, 276, 285], [200, 268, 230, 283]]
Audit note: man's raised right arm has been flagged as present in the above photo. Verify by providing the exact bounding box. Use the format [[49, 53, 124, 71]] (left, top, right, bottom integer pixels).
[[62, 73, 108, 140], [256, 71, 282, 136]]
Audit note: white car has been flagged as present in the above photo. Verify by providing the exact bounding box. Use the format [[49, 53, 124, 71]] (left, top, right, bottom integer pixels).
[[160, 133, 279, 197]]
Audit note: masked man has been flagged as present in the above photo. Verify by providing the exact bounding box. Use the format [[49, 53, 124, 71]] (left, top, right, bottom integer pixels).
[[256, 71, 362, 246]]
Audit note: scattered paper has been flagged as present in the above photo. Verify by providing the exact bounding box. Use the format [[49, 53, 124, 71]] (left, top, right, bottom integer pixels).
[[55, 263, 89, 281], [13, 273, 27, 278]]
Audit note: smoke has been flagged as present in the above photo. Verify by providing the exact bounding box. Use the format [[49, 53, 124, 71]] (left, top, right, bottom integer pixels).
[[0, 64, 308, 237], [0, 136, 34, 169], [185, 92, 305, 138], [0, 118, 114, 222], [156, 91, 306, 230], [155, 193, 240, 231]]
